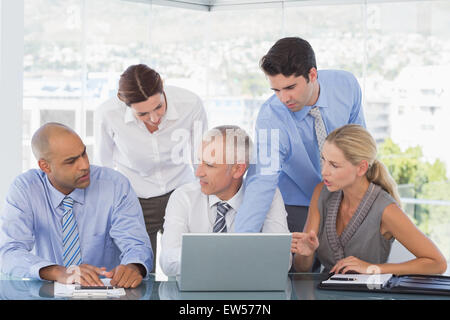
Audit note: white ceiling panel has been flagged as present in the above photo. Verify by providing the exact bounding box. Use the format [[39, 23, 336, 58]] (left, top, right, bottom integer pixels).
[[123, 0, 438, 12]]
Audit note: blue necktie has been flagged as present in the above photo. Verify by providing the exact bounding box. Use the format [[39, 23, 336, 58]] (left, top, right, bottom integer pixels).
[[61, 197, 82, 267], [213, 201, 232, 233]]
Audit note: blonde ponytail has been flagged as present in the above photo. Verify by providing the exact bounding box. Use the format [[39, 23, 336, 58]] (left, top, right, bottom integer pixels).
[[366, 159, 401, 205], [326, 124, 401, 205]]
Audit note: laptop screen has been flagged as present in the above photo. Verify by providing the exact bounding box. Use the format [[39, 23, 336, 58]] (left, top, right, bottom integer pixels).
[[178, 233, 292, 291]]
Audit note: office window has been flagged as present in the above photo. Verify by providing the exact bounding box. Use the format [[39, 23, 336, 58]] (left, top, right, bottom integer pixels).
[[23, 0, 151, 167], [284, 3, 365, 75], [149, 5, 283, 134], [22, 0, 450, 265], [367, 1, 450, 261]]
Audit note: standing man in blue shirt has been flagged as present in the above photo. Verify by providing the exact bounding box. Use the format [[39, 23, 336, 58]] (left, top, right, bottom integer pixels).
[[0, 123, 152, 288], [235, 37, 366, 238]]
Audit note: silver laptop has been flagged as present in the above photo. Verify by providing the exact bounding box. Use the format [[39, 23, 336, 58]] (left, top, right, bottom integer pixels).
[[176, 233, 292, 291]]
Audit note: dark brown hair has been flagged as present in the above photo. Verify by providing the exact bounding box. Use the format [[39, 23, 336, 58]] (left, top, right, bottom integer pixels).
[[260, 37, 316, 81], [117, 64, 163, 106]]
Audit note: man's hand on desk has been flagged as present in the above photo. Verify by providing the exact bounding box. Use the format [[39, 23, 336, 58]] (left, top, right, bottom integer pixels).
[[102, 264, 145, 289], [39, 263, 145, 288], [39, 264, 107, 286]]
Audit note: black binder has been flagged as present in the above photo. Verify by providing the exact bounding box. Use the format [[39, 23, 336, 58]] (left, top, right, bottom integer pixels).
[[318, 274, 450, 296]]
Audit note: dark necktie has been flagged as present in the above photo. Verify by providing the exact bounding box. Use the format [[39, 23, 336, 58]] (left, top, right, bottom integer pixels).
[[213, 201, 232, 233]]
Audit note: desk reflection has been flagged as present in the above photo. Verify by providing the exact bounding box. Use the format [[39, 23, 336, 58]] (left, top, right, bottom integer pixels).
[[289, 273, 450, 300], [4, 273, 449, 300], [0, 278, 153, 300], [0, 279, 50, 300], [158, 277, 292, 300]]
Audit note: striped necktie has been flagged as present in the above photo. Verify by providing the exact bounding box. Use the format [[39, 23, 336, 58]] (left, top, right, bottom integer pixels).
[[61, 197, 82, 267], [309, 106, 327, 152], [213, 201, 232, 233]]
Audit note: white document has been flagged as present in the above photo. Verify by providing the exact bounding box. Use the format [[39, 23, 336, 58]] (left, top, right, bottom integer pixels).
[[323, 274, 393, 287], [54, 278, 126, 297]]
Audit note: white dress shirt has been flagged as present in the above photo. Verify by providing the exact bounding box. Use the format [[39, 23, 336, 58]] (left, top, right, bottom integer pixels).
[[94, 86, 208, 198], [160, 181, 290, 276]]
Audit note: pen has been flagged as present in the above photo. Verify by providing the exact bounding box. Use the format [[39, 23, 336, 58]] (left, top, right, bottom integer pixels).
[[331, 277, 357, 281]]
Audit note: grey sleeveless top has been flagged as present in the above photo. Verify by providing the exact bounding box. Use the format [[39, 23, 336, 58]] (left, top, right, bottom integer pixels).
[[317, 183, 396, 273]]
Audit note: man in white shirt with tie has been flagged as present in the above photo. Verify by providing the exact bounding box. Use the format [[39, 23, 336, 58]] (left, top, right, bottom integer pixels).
[[160, 125, 290, 276]]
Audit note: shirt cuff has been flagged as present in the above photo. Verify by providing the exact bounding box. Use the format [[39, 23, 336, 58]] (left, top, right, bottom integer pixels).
[[121, 258, 152, 279], [30, 261, 59, 280]]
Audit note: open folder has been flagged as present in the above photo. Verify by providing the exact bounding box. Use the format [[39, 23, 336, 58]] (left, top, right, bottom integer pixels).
[[318, 274, 450, 296]]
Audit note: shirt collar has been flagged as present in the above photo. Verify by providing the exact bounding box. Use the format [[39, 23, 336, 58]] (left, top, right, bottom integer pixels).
[[208, 183, 244, 211], [45, 173, 86, 210], [292, 77, 328, 121], [124, 105, 136, 124]]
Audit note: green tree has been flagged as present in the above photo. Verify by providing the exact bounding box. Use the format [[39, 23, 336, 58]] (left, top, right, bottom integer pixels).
[[378, 139, 447, 192], [418, 182, 450, 260], [378, 138, 449, 248], [378, 138, 423, 187]]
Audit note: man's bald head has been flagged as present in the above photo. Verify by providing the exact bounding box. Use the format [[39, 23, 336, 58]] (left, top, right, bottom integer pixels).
[[31, 122, 78, 161], [31, 123, 90, 195]]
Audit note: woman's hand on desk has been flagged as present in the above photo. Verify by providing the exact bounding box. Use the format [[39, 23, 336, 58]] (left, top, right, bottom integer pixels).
[[291, 230, 319, 257], [330, 256, 379, 274]]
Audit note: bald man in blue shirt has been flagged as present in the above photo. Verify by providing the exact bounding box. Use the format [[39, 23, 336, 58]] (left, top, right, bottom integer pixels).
[[235, 37, 366, 244], [0, 123, 152, 288]]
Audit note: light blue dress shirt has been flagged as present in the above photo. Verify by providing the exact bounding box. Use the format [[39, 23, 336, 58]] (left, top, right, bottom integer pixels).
[[0, 165, 153, 280], [235, 70, 366, 232]]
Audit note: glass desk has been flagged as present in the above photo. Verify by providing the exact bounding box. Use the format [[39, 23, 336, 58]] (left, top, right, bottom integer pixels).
[[0, 273, 449, 300]]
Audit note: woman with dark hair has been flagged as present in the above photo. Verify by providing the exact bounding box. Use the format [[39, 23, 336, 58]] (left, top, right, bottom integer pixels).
[[291, 124, 447, 275], [95, 64, 208, 271]]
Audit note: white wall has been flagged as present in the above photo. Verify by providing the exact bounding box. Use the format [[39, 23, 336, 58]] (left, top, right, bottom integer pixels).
[[0, 0, 24, 210]]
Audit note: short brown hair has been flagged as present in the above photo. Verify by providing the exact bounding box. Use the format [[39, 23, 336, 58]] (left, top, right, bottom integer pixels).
[[117, 64, 163, 106], [260, 37, 316, 80]]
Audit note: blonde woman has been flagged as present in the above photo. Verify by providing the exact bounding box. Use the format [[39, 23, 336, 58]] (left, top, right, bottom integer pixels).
[[291, 124, 447, 275]]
